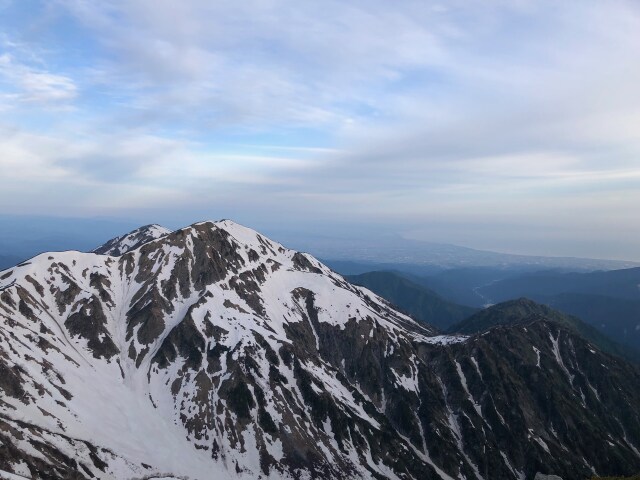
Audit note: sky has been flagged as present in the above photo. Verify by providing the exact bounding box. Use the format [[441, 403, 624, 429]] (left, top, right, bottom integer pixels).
[[0, 0, 639, 260]]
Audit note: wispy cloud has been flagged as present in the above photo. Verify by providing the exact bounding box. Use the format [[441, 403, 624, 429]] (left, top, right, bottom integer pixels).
[[0, 52, 77, 106]]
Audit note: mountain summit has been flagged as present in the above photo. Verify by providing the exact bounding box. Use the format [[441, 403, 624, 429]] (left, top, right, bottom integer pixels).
[[92, 223, 173, 256], [1, 221, 640, 479]]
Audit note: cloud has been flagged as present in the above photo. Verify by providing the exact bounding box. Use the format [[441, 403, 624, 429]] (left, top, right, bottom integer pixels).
[[54, 0, 453, 130], [0, 52, 77, 106], [54, 134, 185, 181], [0, 0, 640, 259], [21, 70, 77, 102]]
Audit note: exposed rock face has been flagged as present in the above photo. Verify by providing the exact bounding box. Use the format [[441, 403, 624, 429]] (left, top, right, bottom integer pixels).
[[1, 220, 640, 479]]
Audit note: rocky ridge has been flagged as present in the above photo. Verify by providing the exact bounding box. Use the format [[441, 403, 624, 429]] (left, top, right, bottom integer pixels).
[[92, 224, 172, 256]]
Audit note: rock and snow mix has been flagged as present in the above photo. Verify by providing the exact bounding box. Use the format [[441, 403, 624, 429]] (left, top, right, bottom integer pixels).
[[1, 220, 640, 480]]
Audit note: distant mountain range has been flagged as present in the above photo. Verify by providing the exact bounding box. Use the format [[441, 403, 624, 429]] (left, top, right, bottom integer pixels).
[[474, 269, 640, 352], [478, 268, 640, 302], [2, 221, 640, 479], [329, 262, 640, 357], [345, 271, 640, 364]]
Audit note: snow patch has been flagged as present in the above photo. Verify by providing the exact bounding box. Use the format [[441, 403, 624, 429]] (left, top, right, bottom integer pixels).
[[422, 335, 468, 345], [455, 360, 482, 418], [532, 346, 541, 368]]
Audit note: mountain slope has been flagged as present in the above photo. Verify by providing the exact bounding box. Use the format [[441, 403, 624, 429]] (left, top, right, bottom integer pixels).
[[0, 220, 442, 479], [1, 221, 640, 479], [540, 293, 640, 351], [347, 271, 477, 330]]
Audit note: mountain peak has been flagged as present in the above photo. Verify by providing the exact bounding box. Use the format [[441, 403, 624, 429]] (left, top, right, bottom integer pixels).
[[92, 223, 173, 255], [0, 219, 449, 478], [449, 298, 582, 335], [484, 297, 552, 315], [191, 219, 271, 246]]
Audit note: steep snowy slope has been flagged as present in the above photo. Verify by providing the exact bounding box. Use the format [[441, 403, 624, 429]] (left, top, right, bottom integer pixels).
[[1, 220, 640, 479]]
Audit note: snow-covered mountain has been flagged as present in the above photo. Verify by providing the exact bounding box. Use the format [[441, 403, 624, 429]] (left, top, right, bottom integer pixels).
[[92, 224, 172, 256], [1, 220, 640, 479]]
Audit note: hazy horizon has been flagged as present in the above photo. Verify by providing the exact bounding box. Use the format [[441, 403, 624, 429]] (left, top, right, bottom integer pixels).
[[1, 1, 639, 261], [1, 213, 639, 266]]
